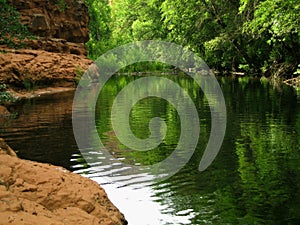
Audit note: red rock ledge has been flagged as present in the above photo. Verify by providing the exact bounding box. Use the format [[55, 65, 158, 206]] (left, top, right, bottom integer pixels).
[[0, 138, 127, 225]]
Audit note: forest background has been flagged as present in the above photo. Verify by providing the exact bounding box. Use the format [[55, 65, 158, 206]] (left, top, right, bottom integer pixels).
[[1, 0, 300, 77]]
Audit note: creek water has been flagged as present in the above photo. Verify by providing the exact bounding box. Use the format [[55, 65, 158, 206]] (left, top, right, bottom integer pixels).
[[1, 75, 300, 225]]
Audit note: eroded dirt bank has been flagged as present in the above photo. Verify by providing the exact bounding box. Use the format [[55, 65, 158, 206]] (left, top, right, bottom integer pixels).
[[0, 138, 127, 225]]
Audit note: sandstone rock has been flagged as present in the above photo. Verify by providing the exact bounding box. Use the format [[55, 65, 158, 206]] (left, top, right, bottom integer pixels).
[[0, 47, 92, 87], [0, 138, 16, 157], [7, 0, 89, 43], [23, 38, 88, 56], [0, 139, 127, 225], [1, 0, 93, 90], [0, 106, 10, 116]]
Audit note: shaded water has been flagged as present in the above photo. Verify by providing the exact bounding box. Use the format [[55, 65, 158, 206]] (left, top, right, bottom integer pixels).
[[1, 75, 300, 224]]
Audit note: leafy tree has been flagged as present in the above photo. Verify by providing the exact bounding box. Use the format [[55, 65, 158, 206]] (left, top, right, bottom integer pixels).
[[111, 0, 166, 45], [161, 0, 244, 70], [85, 0, 112, 59], [241, 0, 300, 76], [86, 0, 300, 76]]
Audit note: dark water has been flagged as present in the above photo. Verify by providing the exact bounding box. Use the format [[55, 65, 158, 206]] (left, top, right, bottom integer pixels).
[[1, 75, 300, 225]]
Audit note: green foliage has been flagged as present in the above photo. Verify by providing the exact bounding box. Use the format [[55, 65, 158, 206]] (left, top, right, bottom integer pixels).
[[294, 65, 300, 75], [243, 0, 300, 39], [74, 65, 85, 84], [118, 62, 171, 74], [85, 0, 166, 60], [23, 79, 36, 91], [57, 0, 67, 12], [23, 78, 36, 91], [241, 0, 300, 75], [111, 0, 166, 43], [21, 69, 36, 91], [0, 84, 15, 104], [85, 0, 112, 59], [86, 0, 300, 76], [0, 0, 31, 48]]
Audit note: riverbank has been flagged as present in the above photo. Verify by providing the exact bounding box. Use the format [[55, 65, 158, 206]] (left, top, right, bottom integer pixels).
[[7, 86, 75, 100], [0, 138, 127, 225], [0, 0, 127, 223]]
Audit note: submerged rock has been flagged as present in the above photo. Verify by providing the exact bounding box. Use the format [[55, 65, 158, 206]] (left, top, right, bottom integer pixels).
[[0, 138, 127, 225]]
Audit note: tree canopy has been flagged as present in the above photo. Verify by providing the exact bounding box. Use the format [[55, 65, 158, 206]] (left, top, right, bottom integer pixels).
[[2, 0, 298, 77], [86, 0, 300, 77]]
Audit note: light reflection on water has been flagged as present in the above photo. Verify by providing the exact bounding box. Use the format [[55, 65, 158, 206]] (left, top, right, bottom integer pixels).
[[86, 174, 195, 225], [0, 75, 300, 224]]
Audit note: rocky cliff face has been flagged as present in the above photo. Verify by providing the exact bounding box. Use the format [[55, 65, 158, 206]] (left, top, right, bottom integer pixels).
[[8, 0, 89, 43], [0, 0, 93, 88], [7, 0, 89, 55]]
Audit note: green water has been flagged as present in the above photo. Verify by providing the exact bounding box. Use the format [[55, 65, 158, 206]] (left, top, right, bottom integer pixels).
[[1, 75, 300, 224], [93, 75, 300, 224]]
